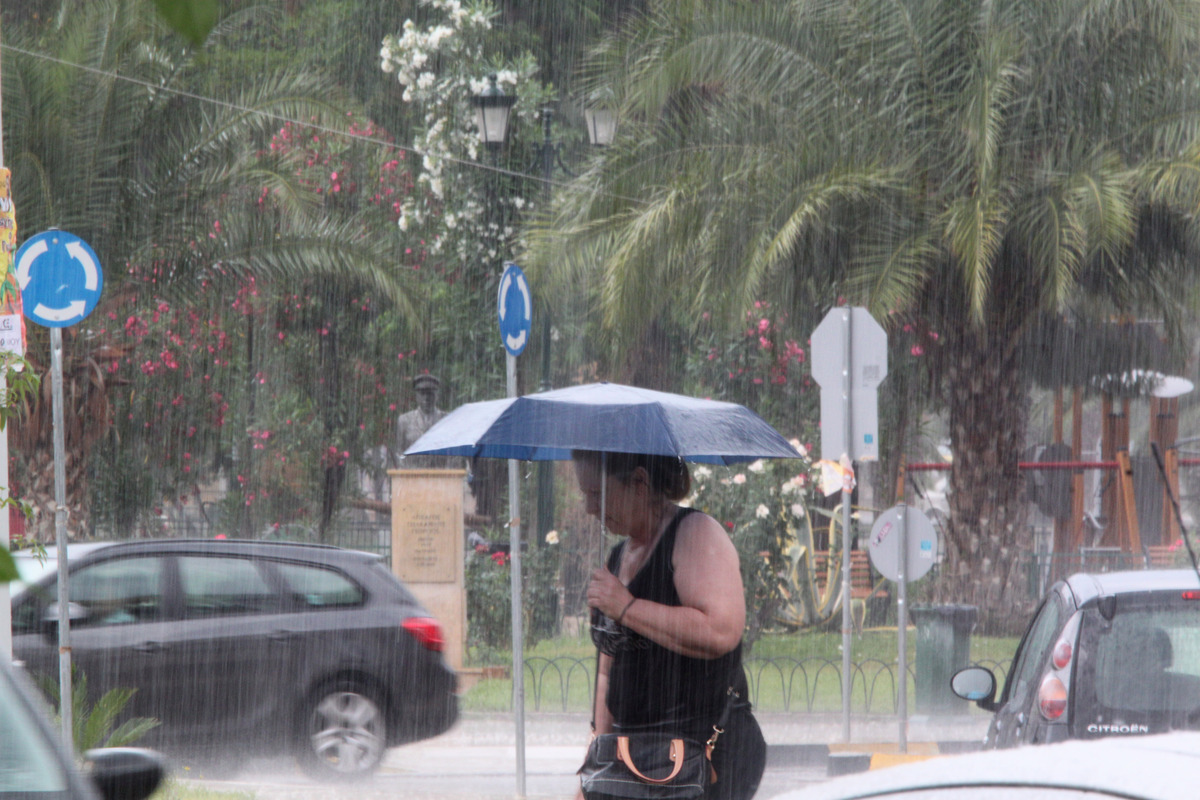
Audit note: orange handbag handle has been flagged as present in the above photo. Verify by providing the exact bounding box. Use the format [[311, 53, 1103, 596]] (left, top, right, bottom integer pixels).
[[616, 737, 686, 784]]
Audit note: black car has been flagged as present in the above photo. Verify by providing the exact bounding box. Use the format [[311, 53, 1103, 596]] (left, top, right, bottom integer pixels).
[[2, 655, 165, 800], [11, 539, 459, 780], [952, 569, 1200, 748]]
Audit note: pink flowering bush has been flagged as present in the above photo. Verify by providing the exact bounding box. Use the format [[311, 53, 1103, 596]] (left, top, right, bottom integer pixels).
[[93, 262, 427, 536], [685, 301, 818, 428]]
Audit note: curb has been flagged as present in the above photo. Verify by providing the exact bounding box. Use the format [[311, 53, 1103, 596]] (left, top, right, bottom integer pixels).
[[768, 740, 985, 775]]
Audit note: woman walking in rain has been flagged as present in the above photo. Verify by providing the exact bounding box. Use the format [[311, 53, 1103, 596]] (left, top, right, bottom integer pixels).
[[573, 450, 767, 800]]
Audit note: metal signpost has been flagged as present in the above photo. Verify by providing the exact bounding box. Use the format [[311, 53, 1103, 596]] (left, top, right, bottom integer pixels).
[[867, 504, 937, 752], [497, 261, 532, 797], [0, 35, 16, 662], [811, 306, 887, 741], [14, 229, 104, 749]]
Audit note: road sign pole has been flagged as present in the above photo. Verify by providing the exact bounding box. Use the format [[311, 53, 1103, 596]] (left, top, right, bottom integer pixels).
[[867, 503, 937, 752], [51, 327, 73, 749], [0, 25, 11, 663], [506, 352, 526, 797], [812, 306, 888, 743], [14, 228, 103, 747], [897, 504, 908, 754], [841, 309, 853, 743], [497, 262, 531, 799]]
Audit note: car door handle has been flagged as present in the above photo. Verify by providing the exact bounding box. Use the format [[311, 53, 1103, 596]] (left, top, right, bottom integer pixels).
[[268, 630, 297, 642], [133, 641, 164, 654]]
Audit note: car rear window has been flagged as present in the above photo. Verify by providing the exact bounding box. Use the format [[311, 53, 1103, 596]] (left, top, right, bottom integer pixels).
[[275, 562, 364, 607], [1082, 603, 1200, 723]]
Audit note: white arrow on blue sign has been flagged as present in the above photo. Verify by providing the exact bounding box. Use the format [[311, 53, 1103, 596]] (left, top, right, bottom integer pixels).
[[14, 230, 104, 328], [497, 262, 532, 357]]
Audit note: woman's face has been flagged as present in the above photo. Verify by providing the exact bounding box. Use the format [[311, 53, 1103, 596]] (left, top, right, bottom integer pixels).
[[573, 457, 642, 536]]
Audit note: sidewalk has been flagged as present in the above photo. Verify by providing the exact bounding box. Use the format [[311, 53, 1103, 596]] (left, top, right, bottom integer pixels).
[[383, 710, 991, 775]]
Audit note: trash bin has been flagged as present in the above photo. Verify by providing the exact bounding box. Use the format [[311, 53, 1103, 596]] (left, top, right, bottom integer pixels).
[[911, 604, 977, 714]]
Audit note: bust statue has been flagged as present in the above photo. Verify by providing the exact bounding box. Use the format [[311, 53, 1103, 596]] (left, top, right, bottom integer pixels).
[[394, 373, 454, 469]]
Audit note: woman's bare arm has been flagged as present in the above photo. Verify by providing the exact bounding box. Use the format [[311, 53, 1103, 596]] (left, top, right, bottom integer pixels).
[[603, 512, 745, 659]]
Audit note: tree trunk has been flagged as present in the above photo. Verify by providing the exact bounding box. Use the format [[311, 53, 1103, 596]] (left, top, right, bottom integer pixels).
[[937, 332, 1035, 634], [10, 330, 118, 541]]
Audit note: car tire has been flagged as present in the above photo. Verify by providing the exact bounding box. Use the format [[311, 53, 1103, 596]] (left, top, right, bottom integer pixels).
[[297, 680, 388, 781]]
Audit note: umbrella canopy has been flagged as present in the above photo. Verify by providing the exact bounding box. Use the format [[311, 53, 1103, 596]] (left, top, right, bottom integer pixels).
[[404, 382, 800, 464]]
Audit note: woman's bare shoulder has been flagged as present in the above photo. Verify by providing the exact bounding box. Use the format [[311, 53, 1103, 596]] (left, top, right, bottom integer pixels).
[[675, 508, 737, 555]]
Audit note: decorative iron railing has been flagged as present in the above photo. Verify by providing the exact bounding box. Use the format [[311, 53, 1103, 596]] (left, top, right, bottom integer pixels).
[[513, 655, 1012, 713]]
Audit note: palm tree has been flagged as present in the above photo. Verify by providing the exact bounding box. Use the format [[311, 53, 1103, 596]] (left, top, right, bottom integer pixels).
[[528, 0, 1200, 629], [3, 0, 418, 538]]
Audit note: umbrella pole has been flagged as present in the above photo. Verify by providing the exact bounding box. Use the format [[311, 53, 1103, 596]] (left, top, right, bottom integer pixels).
[[600, 452, 607, 538], [506, 355, 527, 798]]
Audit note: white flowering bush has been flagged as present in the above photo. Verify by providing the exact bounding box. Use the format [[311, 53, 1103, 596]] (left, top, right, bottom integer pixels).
[[686, 441, 842, 645], [379, 0, 555, 266]]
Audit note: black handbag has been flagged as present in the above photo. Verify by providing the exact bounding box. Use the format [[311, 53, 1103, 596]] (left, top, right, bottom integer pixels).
[[579, 685, 739, 800], [579, 731, 714, 799]]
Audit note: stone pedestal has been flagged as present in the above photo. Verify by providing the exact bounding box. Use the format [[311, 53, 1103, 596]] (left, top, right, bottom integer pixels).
[[390, 469, 469, 677]]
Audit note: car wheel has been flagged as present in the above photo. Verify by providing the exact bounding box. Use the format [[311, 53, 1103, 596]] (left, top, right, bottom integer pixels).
[[297, 681, 387, 781]]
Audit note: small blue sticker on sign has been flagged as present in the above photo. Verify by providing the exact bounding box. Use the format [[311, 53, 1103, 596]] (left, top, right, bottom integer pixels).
[[864, 434, 874, 444]]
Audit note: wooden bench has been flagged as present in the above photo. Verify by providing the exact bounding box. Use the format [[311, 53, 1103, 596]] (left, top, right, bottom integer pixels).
[[811, 549, 888, 600], [1147, 544, 1181, 568]]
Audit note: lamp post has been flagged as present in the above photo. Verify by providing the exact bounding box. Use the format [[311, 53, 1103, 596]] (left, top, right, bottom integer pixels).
[[472, 73, 529, 798], [470, 80, 616, 799], [532, 100, 615, 549], [535, 108, 556, 557]]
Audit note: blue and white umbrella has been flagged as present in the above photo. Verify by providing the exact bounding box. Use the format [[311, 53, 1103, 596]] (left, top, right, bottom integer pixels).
[[404, 381, 800, 464]]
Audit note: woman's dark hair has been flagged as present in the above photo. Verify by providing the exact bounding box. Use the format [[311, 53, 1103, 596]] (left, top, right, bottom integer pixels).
[[572, 450, 691, 501]]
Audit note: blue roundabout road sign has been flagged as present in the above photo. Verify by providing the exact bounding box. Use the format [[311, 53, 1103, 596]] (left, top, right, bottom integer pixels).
[[15, 230, 104, 328], [497, 262, 532, 356]]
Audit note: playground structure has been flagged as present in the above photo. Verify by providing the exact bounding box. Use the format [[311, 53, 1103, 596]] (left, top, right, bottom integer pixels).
[[904, 374, 1195, 586]]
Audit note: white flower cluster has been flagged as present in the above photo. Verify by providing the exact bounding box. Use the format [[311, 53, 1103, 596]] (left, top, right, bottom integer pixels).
[[380, 1, 492, 105], [379, 0, 546, 263]]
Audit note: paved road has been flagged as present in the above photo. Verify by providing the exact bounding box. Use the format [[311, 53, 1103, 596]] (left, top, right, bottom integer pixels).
[[178, 712, 988, 799], [181, 748, 826, 800]]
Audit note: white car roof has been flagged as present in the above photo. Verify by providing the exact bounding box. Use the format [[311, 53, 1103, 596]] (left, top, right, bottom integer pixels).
[[771, 732, 1200, 800]]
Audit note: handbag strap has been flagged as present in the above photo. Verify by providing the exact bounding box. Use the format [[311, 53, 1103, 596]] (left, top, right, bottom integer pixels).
[[706, 684, 741, 752], [616, 737, 687, 784]]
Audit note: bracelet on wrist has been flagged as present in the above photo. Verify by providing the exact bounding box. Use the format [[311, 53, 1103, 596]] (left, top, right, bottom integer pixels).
[[616, 596, 638, 625]]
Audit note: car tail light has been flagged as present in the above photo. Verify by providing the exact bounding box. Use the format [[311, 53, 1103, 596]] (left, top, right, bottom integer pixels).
[[1051, 639, 1072, 669], [402, 617, 445, 652], [1039, 674, 1068, 720], [1183, 590, 1200, 601]]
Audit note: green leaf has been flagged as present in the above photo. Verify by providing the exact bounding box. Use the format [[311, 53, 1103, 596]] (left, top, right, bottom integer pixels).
[[0, 547, 16, 582], [152, 0, 219, 46]]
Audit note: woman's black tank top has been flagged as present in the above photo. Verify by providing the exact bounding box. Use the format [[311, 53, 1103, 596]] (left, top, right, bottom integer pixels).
[[597, 507, 750, 739]]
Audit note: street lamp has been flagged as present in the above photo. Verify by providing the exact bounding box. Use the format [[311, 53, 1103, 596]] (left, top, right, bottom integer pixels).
[[470, 74, 516, 149], [584, 106, 616, 146]]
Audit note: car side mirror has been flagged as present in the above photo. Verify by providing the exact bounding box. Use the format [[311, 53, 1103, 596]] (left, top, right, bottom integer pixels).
[[951, 665, 998, 711], [84, 748, 166, 800]]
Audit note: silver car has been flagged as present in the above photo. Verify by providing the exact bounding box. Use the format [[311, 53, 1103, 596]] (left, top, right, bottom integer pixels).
[[1, 655, 165, 800]]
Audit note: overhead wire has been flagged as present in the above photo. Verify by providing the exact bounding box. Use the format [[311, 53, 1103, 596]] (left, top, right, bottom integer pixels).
[[0, 41, 628, 201]]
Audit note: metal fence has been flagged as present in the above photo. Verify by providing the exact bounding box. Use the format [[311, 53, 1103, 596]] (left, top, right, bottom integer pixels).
[[1019, 548, 1175, 598], [516, 655, 1012, 714]]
